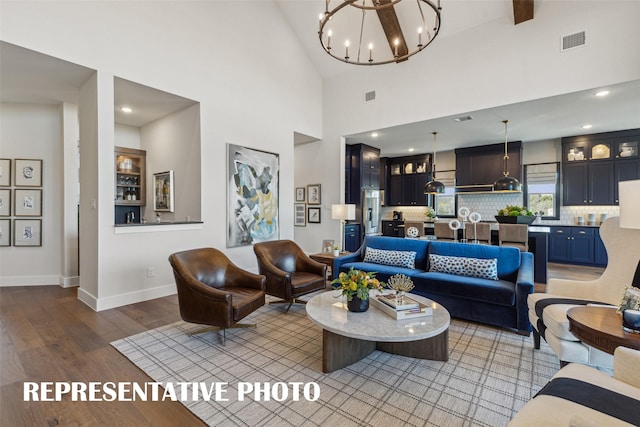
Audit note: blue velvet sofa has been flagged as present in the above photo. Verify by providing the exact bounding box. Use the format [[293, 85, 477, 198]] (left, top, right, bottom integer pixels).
[[332, 235, 534, 335]]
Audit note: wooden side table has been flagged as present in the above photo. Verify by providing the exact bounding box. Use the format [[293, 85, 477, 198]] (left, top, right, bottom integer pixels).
[[309, 252, 350, 281], [567, 306, 640, 355]]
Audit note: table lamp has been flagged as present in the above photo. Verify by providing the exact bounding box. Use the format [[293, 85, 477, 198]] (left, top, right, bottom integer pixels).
[[332, 204, 356, 252]]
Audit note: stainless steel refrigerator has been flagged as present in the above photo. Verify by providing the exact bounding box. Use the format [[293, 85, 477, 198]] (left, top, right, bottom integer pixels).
[[362, 189, 382, 235]]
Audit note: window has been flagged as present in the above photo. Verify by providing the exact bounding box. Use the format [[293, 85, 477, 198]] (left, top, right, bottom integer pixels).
[[524, 162, 559, 220], [433, 170, 456, 217]]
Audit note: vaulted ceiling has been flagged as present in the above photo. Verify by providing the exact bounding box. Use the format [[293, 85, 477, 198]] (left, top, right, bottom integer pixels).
[[275, 0, 640, 155]]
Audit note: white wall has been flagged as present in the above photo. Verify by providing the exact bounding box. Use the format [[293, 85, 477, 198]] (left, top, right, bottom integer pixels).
[[115, 124, 141, 149], [295, 0, 640, 248], [141, 104, 201, 223], [1, 1, 322, 309], [0, 103, 63, 285]]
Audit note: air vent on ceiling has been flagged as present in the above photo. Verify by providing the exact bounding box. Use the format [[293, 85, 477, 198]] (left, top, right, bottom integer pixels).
[[453, 115, 473, 122], [561, 31, 586, 51], [365, 91, 376, 102]]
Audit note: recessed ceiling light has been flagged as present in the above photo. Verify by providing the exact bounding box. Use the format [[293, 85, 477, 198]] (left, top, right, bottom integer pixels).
[[370, 132, 379, 138], [408, 148, 415, 152], [120, 106, 133, 113], [582, 124, 593, 129], [595, 90, 610, 97], [453, 115, 473, 122]]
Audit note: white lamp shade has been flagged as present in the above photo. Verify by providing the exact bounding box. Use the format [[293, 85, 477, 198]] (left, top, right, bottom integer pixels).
[[331, 204, 356, 221], [619, 180, 640, 229]]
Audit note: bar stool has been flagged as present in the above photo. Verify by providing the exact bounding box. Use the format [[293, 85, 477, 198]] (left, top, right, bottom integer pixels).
[[434, 221, 455, 241], [499, 224, 529, 251], [465, 222, 491, 244]]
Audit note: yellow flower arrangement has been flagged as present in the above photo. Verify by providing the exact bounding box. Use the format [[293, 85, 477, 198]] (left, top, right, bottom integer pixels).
[[331, 267, 386, 301]]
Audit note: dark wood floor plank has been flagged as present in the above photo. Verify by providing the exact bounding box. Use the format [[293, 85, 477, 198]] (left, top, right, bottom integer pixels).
[[0, 321, 28, 386], [0, 286, 203, 426], [1, 302, 46, 353], [0, 382, 49, 426]]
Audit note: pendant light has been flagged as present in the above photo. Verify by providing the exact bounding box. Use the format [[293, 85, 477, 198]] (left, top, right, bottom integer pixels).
[[424, 131, 445, 194], [493, 120, 522, 192]]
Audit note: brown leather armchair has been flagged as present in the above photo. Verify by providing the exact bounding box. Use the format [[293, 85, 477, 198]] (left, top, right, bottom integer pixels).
[[253, 240, 327, 312], [168, 247, 266, 345]]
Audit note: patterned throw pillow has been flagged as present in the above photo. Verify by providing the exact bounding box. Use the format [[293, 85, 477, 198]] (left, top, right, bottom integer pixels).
[[464, 257, 498, 280], [429, 254, 465, 275], [429, 254, 498, 280], [363, 247, 417, 269]]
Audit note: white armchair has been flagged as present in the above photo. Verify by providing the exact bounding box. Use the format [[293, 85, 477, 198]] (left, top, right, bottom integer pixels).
[[528, 217, 640, 368], [510, 347, 640, 426]]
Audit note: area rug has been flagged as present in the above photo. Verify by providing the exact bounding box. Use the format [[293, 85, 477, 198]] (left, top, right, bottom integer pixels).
[[111, 299, 559, 427]]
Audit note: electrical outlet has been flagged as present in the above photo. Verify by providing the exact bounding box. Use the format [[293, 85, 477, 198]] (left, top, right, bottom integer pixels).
[[147, 267, 154, 277]]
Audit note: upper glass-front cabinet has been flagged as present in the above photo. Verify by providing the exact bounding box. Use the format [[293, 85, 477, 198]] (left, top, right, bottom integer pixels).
[[617, 140, 638, 158], [566, 145, 586, 161], [590, 142, 612, 160], [564, 141, 613, 162]]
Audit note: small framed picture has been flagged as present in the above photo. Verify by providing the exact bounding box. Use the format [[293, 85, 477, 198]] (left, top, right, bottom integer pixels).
[[14, 159, 43, 187], [307, 184, 321, 205], [0, 219, 10, 246], [153, 170, 174, 212], [308, 206, 321, 224], [295, 187, 305, 202], [14, 189, 42, 216], [0, 189, 10, 217], [14, 219, 42, 247], [294, 203, 306, 226], [0, 159, 11, 187], [322, 239, 335, 253]]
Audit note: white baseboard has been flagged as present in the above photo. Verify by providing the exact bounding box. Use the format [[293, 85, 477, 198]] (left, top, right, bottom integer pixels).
[[59, 275, 80, 288], [0, 275, 60, 287], [77, 283, 177, 312]]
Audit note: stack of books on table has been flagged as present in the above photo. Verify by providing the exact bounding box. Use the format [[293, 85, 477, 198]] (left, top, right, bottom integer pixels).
[[370, 292, 433, 320]]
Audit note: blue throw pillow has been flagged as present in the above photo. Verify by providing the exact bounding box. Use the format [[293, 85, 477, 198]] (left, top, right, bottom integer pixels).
[[363, 247, 416, 269]]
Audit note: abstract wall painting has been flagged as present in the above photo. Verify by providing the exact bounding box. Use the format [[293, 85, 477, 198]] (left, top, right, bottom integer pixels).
[[227, 144, 279, 248]]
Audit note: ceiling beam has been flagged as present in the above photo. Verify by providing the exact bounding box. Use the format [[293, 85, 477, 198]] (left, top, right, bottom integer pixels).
[[512, 0, 534, 25], [376, 0, 408, 62]]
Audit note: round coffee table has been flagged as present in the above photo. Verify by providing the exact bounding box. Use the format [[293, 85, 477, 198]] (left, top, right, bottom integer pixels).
[[567, 306, 640, 355], [306, 291, 450, 372]]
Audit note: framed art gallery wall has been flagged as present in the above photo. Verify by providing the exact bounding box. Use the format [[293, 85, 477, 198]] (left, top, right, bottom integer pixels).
[[2, 158, 45, 247]]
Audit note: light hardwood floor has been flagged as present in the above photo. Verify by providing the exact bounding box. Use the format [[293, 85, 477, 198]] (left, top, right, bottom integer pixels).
[[0, 263, 604, 426]]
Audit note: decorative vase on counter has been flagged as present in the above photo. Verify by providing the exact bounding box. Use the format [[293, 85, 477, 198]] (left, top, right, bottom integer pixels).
[[347, 296, 369, 313]]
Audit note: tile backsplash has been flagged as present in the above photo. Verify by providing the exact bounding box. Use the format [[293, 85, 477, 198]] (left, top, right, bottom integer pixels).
[[381, 192, 619, 226]]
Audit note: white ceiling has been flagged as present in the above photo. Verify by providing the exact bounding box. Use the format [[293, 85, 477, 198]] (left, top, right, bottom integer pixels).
[[345, 80, 640, 156], [2, 2, 639, 147]]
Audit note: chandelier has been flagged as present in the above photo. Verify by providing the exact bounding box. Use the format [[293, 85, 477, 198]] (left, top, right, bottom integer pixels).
[[318, 0, 442, 65]]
